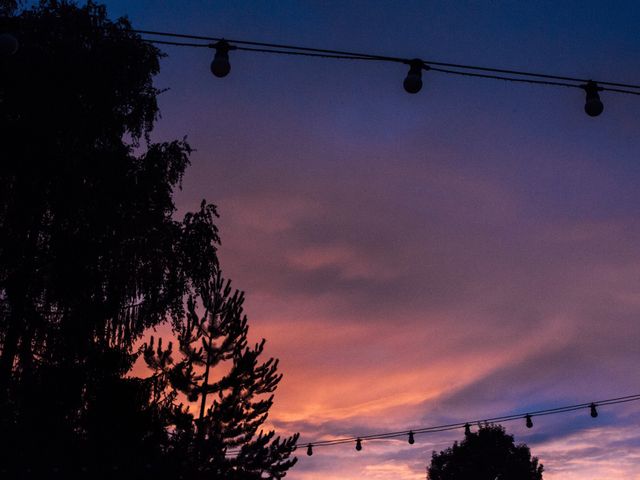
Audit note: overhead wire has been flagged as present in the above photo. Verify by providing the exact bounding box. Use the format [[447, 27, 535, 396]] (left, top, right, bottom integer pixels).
[[429, 66, 585, 90], [428, 66, 640, 95], [132, 28, 407, 63], [234, 46, 381, 62], [145, 38, 209, 48], [144, 38, 404, 61]]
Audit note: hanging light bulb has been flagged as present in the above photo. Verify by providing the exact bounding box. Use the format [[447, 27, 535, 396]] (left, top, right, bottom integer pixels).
[[525, 415, 533, 429], [590, 403, 598, 418], [307, 444, 313, 456], [210, 40, 233, 78], [408, 431, 415, 444], [355, 438, 362, 451], [403, 59, 425, 94], [464, 423, 471, 436], [0, 33, 19, 56], [581, 80, 604, 117]]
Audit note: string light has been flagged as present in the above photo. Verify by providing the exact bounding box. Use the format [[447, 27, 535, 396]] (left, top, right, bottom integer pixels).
[[130, 27, 640, 117], [224, 394, 640, 457], [210, 40, 234, 78], [408, 431, 415, 444], [590, 403, 598, 418], [582, 80, 604, 117], [307, 444, 313, 456], [403, 59, 425, 94]]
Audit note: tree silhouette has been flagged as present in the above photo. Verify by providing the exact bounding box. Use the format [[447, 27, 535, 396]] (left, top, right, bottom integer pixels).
[[427, 424, 544, 480], [143, 267, 298, 479], [0, 2, 297, 478], [0, 1, 20, 16]]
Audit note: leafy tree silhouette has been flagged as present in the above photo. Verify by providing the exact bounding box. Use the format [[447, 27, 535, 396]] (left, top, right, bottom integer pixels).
[[0, 1, 297, 478], [427, 424, 544, 480]]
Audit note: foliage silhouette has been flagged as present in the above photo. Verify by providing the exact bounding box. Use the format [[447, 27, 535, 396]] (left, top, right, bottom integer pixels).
[[143, 269, 298, 478], [0, 1, 20, 16], [427, 424, 543, 480], [0, 1, 297, 478]]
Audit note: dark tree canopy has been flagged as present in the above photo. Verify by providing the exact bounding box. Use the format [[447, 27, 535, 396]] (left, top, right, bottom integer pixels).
[[428, 425, 544, 480], [0, 1, 297, 478], [0, 0, 20, 16]]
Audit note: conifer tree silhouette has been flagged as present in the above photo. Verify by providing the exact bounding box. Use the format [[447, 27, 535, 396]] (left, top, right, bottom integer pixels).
[[144, 268, 298, 479]]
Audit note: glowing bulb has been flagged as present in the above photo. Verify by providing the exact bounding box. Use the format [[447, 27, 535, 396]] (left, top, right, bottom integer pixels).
[[464, 423, 471, 436], [525, 415, 533, 429], [582, 80, 603, 117], [0, 33, 18, 56], [307, 444, 313, 456], [403, 59, 424, 94], [211, 40, 232, 78], [590, 403, 598, 418], [408, 431, 415, 444], [355, 438, 362, 451]]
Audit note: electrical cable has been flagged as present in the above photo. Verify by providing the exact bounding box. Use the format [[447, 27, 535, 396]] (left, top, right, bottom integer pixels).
[[429, 66, 640, 95], [145, 38, 209, 48], [234, 46, 382, 62], [133, 28, 406, 63], [144, 38, 407, 61]]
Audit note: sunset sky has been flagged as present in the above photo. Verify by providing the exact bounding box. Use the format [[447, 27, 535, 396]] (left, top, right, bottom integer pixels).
[[100, 1, 639, 478]]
